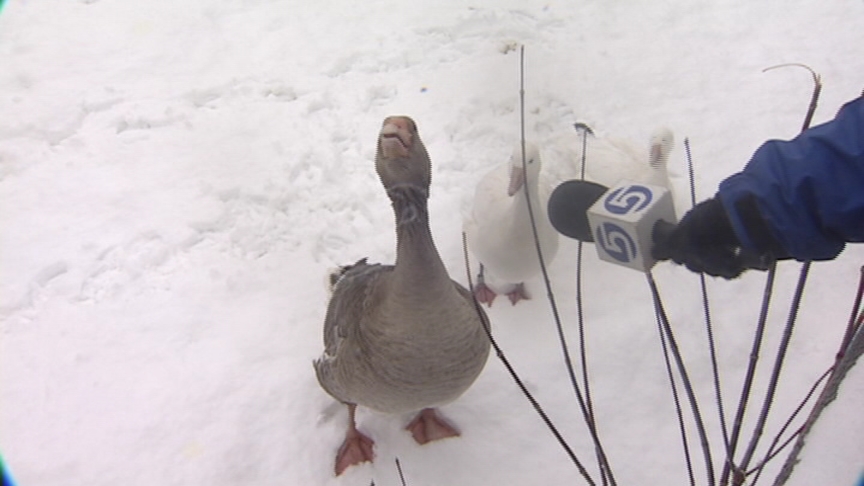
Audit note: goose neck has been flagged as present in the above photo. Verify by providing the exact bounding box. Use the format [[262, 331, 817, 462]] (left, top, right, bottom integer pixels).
[[387, 184, 450, 293]]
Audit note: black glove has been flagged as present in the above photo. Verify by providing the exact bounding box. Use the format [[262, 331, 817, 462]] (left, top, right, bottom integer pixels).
[[652, 196, 782, 279]]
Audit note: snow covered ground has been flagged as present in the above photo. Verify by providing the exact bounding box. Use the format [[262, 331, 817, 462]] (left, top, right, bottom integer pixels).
[[2, 1, 863, 485]]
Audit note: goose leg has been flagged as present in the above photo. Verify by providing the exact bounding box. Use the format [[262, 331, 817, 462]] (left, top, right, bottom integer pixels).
[[405, 408, 460, 444], [335, 404, 375, 476], [474, 264, 497, 306], [506, 283, 530, 305]]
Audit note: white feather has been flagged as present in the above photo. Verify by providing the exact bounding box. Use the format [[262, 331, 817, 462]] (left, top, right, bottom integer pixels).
[[558, 126, 675, 189], [464, 142, 559, 287]]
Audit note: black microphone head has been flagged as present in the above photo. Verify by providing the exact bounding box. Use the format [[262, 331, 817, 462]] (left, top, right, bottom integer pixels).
[[547, 180, 608, 242]]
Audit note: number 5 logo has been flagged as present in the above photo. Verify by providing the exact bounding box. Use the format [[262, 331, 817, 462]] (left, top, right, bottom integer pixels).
[[604, 185, 653, 215], [596, 222, 637, 263]]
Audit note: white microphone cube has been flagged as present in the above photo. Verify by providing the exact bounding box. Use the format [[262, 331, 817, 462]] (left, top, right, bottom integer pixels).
[[586, 181, 677, 272]]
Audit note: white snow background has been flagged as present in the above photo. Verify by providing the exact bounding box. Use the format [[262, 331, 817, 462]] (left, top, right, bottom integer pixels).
[[2, 1, 864, 485]]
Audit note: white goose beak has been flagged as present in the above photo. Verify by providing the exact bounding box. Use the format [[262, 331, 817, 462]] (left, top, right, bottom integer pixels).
[[648, 128, 674, 169], [649, 142, 663, 168], [508, 165, 525, 196]]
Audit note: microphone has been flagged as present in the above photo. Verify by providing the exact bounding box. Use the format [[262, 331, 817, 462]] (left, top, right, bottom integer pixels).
[[548, 179, 677, 272]]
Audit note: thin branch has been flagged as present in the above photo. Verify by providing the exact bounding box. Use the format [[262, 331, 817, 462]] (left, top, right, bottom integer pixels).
[[721, 263, 777, 485], [648, 272, 716, 486], [396, 458, 407, 486], [762, 64, 821, 131], [748, 365, 833, 483], [685, 137, 732, 459], [517, 45, 616, 484], [726, 63, 822, 485], [839, 266, 864, 357], [575, 117, 608, 484], [656, 297, 697, 486], [461, 231, 597, 486]]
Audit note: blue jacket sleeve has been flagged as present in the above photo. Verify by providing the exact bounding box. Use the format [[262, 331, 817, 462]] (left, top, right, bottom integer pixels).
[[717, 97, 864, 261]]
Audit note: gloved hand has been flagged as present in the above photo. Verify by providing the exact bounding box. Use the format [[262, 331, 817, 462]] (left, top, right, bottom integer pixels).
[[652, 197, 778, 279]]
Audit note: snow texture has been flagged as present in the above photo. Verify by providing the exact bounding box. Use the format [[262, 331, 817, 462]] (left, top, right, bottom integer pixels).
[[1, 1, 863, 485]]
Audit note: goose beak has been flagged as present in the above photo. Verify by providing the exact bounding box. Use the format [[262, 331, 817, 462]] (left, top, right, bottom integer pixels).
[[380, 117, 412, 158], [649, 142, 663, 168], [508, 166, 525, 196]]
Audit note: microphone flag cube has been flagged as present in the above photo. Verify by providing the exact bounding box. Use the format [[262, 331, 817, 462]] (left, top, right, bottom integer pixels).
[[586, 181, 677, 272]]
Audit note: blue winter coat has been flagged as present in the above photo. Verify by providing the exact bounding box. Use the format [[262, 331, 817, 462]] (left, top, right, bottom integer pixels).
[[718, 97, 864, 261]]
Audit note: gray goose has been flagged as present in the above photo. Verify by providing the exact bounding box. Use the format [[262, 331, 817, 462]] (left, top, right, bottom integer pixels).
[[314, 116, 491, 476]]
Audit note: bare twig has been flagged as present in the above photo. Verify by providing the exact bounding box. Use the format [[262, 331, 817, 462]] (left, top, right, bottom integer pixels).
[[573, 123, 609, 484], [396, 458, 407, 486], [685, 137, 732, 462], [725, 63, 822, 485], [722, 262, 776, 485], [461, 231, 597, 486], [762, 64, 821, 131], [839, 266, 864, 357], [655, 297, 697, 486], [734, 264, 811, 485], [517, 45, 616, 484], [773, 323, 864, 485], [648, 272, 716, 486], [748, 366, 833, 482]]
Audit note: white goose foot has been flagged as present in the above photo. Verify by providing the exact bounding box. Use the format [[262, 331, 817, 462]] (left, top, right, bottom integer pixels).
[[475, 265, 497, 306], [474, 282, 497, 306], [405, 408, 460, 445], [506, 283, 530, 305]]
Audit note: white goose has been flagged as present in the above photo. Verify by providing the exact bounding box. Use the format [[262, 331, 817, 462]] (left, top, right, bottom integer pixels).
[[574, 126, 675, 189], [464, 142, 559, 306], [314, 116, 491, 476]]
